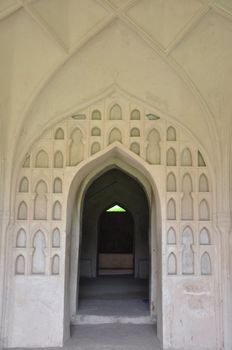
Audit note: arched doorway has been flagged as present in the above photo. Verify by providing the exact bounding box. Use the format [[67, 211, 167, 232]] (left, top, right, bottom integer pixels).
[[76, 168, 150, 318]]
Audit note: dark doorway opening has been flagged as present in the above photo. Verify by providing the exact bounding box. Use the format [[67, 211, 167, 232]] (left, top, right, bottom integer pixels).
[[98, 210, 134, 275], [77, 168, 150, 319]]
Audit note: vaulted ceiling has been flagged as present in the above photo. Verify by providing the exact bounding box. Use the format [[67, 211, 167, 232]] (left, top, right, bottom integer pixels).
[[0, 0, 232, 163]]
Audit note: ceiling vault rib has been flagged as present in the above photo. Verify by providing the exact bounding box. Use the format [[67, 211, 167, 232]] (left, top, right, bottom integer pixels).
[[21, 2, 69, 54], [0, 3, 22, 21], [119, 14, 219, 150], [212, 4, 232, 21], [166, 5, 211, 55]]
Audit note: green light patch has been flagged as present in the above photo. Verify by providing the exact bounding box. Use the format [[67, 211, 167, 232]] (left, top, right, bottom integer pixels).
[[106, 204, 126, 213]]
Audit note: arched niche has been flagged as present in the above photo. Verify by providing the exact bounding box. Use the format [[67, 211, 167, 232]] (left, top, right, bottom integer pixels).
[[53, 201, 62, 220], [55, 128, 64, 140], [199, 199, 210, 220], [18, 201, 28, 220], [167, 173, 176, 192], [35, 150, 49, 168], [54, 151, 63, 168], [23, 154, 30, 168], [130, 109, 140, 120], [130, 142, 140, 155], [199, 227, 210, 245], [182, 173, 193, 192], [92, 109, 101, 120], [15, 255, 25, 275], [69, 128, 84, 166], [109, 104, 122, 120], [167, 253, 177, 275], [52, 228, 61, 248], [108, 128, 122, 144], [146, 129, 161, 164], [181, 148, 192, 166], [182, 226, 194, 274], [167, 126, 176, 141], [32, 230, 46, 274], [199, 174, 209, 192], [19, 177, 29, 192], [167, 227, 176, 245], [201, 252, 212, 275], [91, 127, 101, 136], [34, 180, 48, 220], [52, 255, 60, 275], [16, 229, 27, 247], [53, 177, 62, 193], [130, 128, 140, 137], [167, 148, 176, 166], [91, 142, 101, 155], [167, 198, 176, 220], [198, 151, 206, 167]]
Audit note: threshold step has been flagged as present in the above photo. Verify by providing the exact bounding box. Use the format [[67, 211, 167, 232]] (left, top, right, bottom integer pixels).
[[72, 315, 156, 325]]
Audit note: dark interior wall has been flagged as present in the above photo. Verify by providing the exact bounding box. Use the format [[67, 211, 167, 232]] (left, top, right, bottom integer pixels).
[[80, 168, 149, 278]]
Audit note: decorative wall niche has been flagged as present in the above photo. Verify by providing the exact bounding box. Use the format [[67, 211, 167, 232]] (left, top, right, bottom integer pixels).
[[15, 255, 25, 275], [167, 253, 177, 275], [91, 127, 101, 136], [167, 199, 176, 220], [23, 154, 30, 168], [167, 148, 176, 166], [199, 174, 209, 192], [32, 230, 46, 274], [130, 142, 140, 155], [109, 104, 122, 120], [35, 150, 49, 168], [109, 128, 122, 144], [16, 229, 27, 247], [54, 128, 64, 140], [181, 174, 193, 220], [130, 128, 140, 137], [19, 177, 29, 192], [182, 226, 194, 274], [18, 201, 28, 220], [146, 129, 161, 164], [69, 128, 84, 166], [53, 178, 62, 193], [130, 109, 140, 120], [54, 151, 63, 168], [34, 180, 48, 220], [199, 199, 210, 220], [201, 252, 212, 275], [52, 228, 60, 248], [92, 110, 101, 120], [199, 227, 210, 245], [52, 255, 60, 275], [198, 151, 206, 166], [53, 201, 62, 220], [91, 142, 101, 155], [181, 148, 192, 166], [167, 172, 176, 192], [167, 227, 176, 244], [167, 126, 176, 141]]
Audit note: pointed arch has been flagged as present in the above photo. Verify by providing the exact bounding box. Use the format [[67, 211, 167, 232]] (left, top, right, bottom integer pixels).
[[167, 148, 176, 166], [167, 126, 176, 141], [199, 199, 210, 220], [146, 129, 161, 164], [52, 228, 61, 248], [167, 227, 176, 245], [18, 201, 28, 220], [35, 150, 49, 168], [199, 174, 209, 192], [167, 172, 176, 192], [53, 177, 62, 193], [130, 128, 140, 137], [54, 128, 64, 140], [199, 227, 210, 245], [167, 253, 177, 275], [32, 230, 46, 274], [54, 151, 63, 168], [109, 104, 122, 120], [201, 252, 212, 275], [167, 198, 176, 220], [52, 255, 60, 275], [130, 109, 140, 120], [16, 229, 27, 247], [91, 142, 101, 155], [19, 177, 29, 192], [92, 109, 101, 120], [108, 128, 122, 144], [15, 255, 25, 275], [130, 142, 140, 155], [182, 226, 194, 274], [53, 201, 62, 220], [181, 148, 192, 166]]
